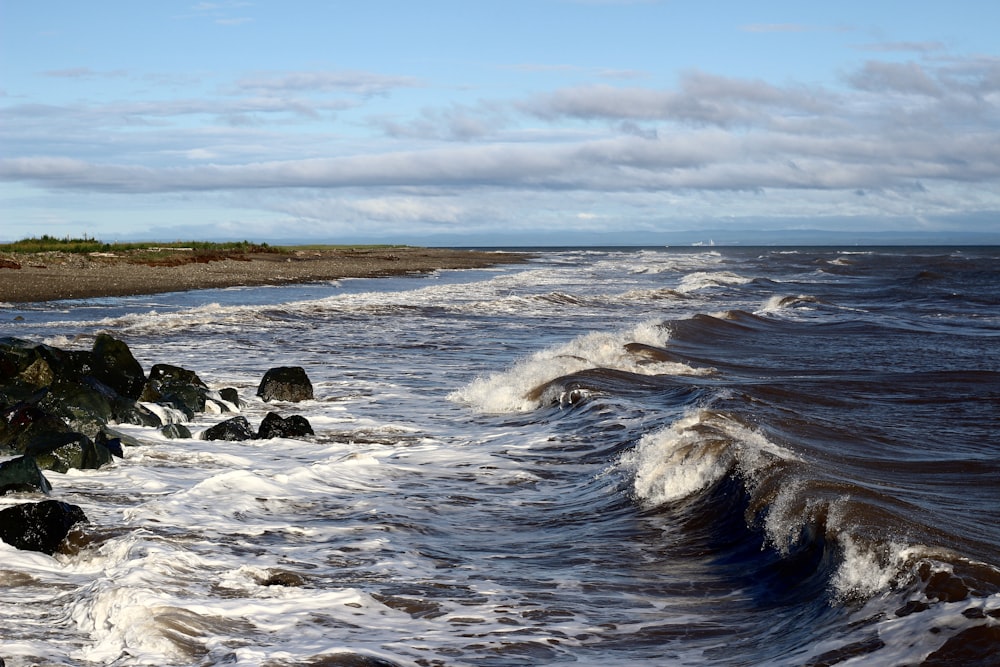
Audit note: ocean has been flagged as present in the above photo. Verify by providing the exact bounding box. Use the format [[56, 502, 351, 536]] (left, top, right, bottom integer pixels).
[[0, 246, 997, 666]]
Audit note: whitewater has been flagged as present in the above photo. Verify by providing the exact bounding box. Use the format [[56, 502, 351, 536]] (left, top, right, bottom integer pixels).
[[1, 246, 997, 666]]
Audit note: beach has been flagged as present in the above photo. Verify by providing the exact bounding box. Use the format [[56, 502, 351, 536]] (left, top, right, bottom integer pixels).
[[0, 247, 531, 303]]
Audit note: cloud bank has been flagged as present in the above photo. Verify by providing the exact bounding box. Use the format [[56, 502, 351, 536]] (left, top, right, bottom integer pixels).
[[2, 55, 999, 240]]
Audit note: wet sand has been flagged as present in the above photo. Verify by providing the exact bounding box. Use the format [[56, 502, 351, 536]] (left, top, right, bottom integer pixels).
[[0, 247, 531, 303]]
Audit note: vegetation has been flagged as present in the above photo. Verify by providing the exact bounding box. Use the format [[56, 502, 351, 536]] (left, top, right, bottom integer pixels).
[[0, 235, 272, 255]]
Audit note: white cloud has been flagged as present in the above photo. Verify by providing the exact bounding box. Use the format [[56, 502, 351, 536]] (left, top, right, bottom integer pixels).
[[231, 71, 422, 96], [42, 67, 128, 79], [855, 41, 947, 54], [3, 57, 999, 237], [847, 61, 943, 97], [522, 70, 833, 126]]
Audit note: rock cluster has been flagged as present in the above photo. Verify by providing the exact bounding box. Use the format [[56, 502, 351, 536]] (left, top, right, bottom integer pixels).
[[0, 334, 314, 555]]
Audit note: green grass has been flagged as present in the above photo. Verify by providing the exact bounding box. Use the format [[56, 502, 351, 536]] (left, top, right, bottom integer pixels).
[[0, 235, 275, 255]]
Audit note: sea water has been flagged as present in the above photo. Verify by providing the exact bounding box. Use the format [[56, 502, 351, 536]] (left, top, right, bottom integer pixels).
[[0, 247, 997, 666]]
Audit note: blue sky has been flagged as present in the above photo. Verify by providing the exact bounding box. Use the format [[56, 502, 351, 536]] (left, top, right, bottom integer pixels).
[[2, 1, 999, 244]]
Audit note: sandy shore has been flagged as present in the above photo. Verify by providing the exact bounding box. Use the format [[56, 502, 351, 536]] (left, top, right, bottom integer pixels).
[[0, 247, 532, 303]]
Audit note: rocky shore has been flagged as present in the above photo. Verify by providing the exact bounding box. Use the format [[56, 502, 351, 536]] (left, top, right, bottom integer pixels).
[[0, 334, 417, 665], [0, 334, 319, 555], [0, 246, 531, 303]]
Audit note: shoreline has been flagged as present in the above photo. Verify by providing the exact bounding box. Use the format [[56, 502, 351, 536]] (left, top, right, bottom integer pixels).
[[0, 247, 533, 304]]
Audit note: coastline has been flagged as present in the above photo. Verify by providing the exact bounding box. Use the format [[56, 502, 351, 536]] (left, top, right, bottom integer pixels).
[[0, 247, 532, 303]]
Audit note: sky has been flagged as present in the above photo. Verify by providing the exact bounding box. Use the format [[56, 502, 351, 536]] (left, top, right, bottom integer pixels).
[[2, 0, 1000, 245]]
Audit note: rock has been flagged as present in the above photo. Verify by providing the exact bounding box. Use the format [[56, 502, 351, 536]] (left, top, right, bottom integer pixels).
[[18, 357, 55, 388], [0, 402, 116, 473], [255, 568, 306, 587], [24, 430, 115, 473], [1, 338, 90, 386], [90, 334, 146, 400], [0, 336, 43, 379], [39, 376, 161, 435], [161, 423, 192, 439], [0, 403, 75, 453], [202, 416, 255, 441], [141, 363, 209, 418], [0, 456, 52, 495], [257, 412, 314, 439], [219, 387, 241, 406], [95, 430, 124, 458], [257, 366, 313, 403], [47, 347, 94, 384], [102, 426, 145, 448], [40, 378, 113, 432], [0, 500, 88, 554]]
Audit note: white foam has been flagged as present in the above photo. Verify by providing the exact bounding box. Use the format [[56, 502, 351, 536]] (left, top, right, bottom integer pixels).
[[450, 320, 710, 413], [619, 411, 798, 508], [676, 271, 753, 294], [757, 294, 819, 314], [619, 413, 734, 505]]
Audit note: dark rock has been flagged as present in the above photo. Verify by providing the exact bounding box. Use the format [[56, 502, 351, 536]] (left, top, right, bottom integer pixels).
[[257, 366, 314, 403], [161, 423, 193, 439], [102, 426, 144, 448], [25, 430, 114, 473], [0, 456, 52, 495], [40, 376, 160, 435], [257, 412, 315, 439], [18, 356, 55, 388], [0, 404, 74, 453], [39, 378, 113, 432], [202, 416, 255, 441], [0, 337, 43, 380], [90, 334, 146, 400], [95, 430, 124, 458], [256, 569, 306, 587], [51, 348, 94, 383], [1, 338, 91, 388], [0, 499, 88, 554], [219, 387, 241, 407], [141, 363, 209, 418]]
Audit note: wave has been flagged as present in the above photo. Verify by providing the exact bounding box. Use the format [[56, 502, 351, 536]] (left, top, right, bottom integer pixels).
[[450, 320, 712, 413], [614, 408, 1000, 664], [467, 301, 1000, 663], [676, 271, 753, 293]]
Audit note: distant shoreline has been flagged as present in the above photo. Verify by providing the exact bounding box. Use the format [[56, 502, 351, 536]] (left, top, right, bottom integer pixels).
[[0, 247, 532, 304]]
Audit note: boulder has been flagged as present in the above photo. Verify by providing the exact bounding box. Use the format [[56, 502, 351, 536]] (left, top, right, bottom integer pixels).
[[27, 343, 92, 384], [161, 423, 192, 439], [95, 430, 124, 458], [0, 456, 52, 495], [219, 387, 241, 407], [0, 404, 75, 454], [0, 337, 37, 379], [0, 499, 88, 554], [141, 363, 209, 418], [257, 412, 314, 439], [24, 431, 115, 474], [0, 339, 81, 408], [257, 367, 313, 403], [18, 356, 55, 388], [90, 334, 146, 400], [101, 426, 145, 449], [39, 377, 161, 435], [202, 416, 255, 441]]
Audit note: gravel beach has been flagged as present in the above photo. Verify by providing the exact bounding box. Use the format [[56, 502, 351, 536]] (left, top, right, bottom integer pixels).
[[0, 247, 531, 303]]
